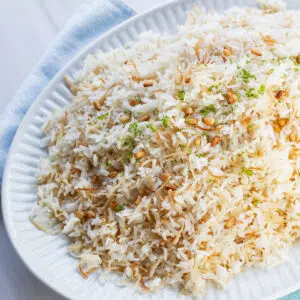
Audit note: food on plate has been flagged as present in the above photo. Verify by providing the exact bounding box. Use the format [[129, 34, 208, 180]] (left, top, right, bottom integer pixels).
[[30, 1, 300, 295]]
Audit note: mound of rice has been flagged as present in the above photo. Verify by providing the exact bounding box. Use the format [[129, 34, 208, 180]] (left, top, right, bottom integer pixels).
[[31, 1, 300, 295]]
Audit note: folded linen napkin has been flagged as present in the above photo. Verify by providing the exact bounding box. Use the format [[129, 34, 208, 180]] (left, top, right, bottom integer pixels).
[[0, 0, 135, 180]]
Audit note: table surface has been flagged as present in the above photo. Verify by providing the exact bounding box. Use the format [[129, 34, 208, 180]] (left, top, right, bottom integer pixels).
[[0, 1, 297, 299]]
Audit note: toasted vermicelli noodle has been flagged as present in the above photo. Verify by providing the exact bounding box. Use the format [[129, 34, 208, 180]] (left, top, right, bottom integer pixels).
[[31, 1, 300, 295]]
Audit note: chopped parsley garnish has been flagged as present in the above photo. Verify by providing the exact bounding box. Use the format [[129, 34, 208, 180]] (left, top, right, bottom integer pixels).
[[258, 84, 266, 95], [246, 85, 265, 99], [241, 167, 253, 176], [178, 89, 185, 101], [124, 109, 131, 115], [146, 123, 157, 132], [252, 199, 259, 207], [123, 152, 133, 164], [230, 104, 238, 112], [196, 153, 206, 158], [97, 112, 109, 120], [208, 83, 222, 93], [200, 104, 217, 116], [245, 88, 259, 99], [104, 161, 112, 167], [129, 122, 142, 137], [239, 68, 256, 83], [271, 57, 288, 65], [121, 136, 135, 149], [115, 204, 124, 212], [161, 116, 170, 128]]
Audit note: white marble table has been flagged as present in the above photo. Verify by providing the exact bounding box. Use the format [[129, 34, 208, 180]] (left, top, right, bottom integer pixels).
[[0, 1, 164, 299]]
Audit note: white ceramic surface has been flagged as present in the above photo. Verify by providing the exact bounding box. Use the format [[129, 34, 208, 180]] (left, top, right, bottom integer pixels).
[[2, 1, 300, 299]]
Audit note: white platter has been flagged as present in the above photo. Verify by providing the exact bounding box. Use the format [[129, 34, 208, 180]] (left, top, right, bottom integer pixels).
[[2, 0, 300, 299]]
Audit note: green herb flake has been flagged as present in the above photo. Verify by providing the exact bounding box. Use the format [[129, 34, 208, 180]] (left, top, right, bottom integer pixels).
[[196, 153, 206, 158], [252, 199, 259, 207], [273, 57, 288, 65], [208, 83, 222, 93], [245, 88, 259, 99], [161, 116, 170, 128], [258, 84, 266, 95], [178, 89, 185, 101], [230, 104, 238, 113], [129, 122, 142, 137], [146, 123, 157, 132], [123, 152, 133, 164], [200, 104, 217, 116], [241, 167, 253, 176], [97, 112, 109, 120], [115, 204, 124, 212], [239, 68, 256, 83], [104, 161, 112, 167], [121, 136, 135, 149]]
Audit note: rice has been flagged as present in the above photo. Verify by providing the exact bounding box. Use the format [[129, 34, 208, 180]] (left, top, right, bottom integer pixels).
[[31, 1, 300, 295]]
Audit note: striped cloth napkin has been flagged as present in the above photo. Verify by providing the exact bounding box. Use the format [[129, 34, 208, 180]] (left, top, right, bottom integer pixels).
[[0, 0, 135, 179], [0, 0, 298, 298]]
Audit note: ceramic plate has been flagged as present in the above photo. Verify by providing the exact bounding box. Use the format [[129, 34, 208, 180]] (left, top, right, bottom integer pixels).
[[2, 0, 300, 299]]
